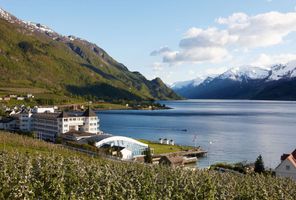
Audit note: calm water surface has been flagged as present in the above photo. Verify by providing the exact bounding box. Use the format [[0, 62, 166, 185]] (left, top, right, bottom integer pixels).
[[98, 100, 296, 168]]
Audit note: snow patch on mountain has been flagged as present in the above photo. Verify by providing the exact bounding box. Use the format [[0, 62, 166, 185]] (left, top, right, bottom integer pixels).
[[23, 21, 54, 33], [269, 61, 296, 80], [0, 7, 13, 22], [0, 7, 55, 35]]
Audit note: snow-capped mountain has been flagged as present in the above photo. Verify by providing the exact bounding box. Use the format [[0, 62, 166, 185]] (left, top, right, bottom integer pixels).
[[171, 76, 205, 89], [218, 66, 270, 81], [172, 62, 296, 100]]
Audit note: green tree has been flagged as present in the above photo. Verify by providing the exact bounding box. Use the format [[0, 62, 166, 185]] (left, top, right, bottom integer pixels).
[[254, 155, 265, 173], [144, 147, 153, 163]]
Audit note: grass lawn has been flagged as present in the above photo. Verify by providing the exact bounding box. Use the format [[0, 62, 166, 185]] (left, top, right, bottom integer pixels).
[[92, 102, 128, 110], [138, 139, 194, 154], [0, 131, 89, 158], [0, 87, 49, 94]]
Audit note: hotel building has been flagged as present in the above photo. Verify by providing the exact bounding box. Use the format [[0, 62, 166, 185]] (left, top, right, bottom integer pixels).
[[15, 107, 100, 141]]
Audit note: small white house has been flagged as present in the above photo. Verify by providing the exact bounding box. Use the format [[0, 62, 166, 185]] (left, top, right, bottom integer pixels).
[[169, 139, 175, 145], [17, 97, 25, 101], [275, 149, 296, 181], [163, 138, 169, 145], [159, 138, 163, 144], [121, 148, 133, 160]]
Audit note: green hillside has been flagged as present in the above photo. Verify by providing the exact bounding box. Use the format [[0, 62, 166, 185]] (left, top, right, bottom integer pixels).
[[0, 12, 180, 101], [1, 131, 296, 199]]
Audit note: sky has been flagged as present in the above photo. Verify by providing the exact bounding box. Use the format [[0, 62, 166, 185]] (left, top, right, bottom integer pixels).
[[1, 0, 296, 84]]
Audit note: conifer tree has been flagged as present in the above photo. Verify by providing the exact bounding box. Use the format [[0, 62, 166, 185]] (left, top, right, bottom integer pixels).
[[254, 154, 265, 173]]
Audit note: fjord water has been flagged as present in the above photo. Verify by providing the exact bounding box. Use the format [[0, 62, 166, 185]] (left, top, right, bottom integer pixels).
[[98, 100, 296, 168]]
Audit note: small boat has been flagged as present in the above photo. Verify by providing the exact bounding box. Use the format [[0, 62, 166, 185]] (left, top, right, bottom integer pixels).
[[181, 129, 187, 132]]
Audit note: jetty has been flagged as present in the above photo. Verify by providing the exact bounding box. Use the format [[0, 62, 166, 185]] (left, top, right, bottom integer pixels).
[[158, 147, 207, 158], [151, 147, 207, 166]]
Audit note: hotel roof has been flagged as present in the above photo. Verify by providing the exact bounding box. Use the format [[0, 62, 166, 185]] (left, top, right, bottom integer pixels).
[[57, 111, 70, 118], [31, 113, 60, 120], [63, 130, 96, 137], [82, 108, 97, 117]]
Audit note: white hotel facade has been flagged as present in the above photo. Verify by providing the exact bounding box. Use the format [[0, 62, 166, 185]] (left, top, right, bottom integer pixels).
[[16, 107, 100, 141]]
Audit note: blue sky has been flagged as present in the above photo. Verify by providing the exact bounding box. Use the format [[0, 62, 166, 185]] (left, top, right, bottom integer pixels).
[[1, 0, 296, 84]]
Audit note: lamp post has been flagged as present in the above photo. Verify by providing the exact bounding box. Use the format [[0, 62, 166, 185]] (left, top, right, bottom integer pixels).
[[208, 141, 213, 167], [192, 134, 198, 148]]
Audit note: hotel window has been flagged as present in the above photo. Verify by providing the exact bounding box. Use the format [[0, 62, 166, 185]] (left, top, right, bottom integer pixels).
[[64, 119, 68, 122], [286, 165, 290, 170]]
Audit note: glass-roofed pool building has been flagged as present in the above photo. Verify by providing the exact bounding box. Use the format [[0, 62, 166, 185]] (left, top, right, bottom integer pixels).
[[79, 135, 148, 159]]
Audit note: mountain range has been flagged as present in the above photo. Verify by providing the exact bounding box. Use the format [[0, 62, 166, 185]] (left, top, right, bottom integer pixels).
[[0, 8, 180, 101], [172, 62, 296, 100]]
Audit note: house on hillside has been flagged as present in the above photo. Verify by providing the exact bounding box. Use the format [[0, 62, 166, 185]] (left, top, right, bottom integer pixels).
[[9, 94, 17, 98], [3, 97, 10, 101], [275, 149, 296, 180], [27, 94, 34, 98], [17, 97, 24, 101]]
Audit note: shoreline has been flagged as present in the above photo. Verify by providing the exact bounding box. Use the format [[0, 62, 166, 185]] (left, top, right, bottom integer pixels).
[[93, 106, 172, 111]]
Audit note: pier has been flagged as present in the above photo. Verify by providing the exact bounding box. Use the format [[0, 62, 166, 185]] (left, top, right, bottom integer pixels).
[[158, 148, 207, 158]]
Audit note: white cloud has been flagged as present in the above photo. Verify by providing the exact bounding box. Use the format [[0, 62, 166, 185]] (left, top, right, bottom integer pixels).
[[217, 11, 296, 48], [162, 47, 230, 64], [251, 53, 296, 67], [180, 27, 237, 48], [150, 46, 171, 56], [152, 10, 296, 65]]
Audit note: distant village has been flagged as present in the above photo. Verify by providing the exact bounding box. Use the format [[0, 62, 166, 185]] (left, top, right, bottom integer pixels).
[[0, 93, 35, 101]]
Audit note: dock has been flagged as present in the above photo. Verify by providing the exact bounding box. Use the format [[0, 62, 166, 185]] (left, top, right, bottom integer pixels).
[[152, 147, 207, 166], [158, 148, 207, 158]]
